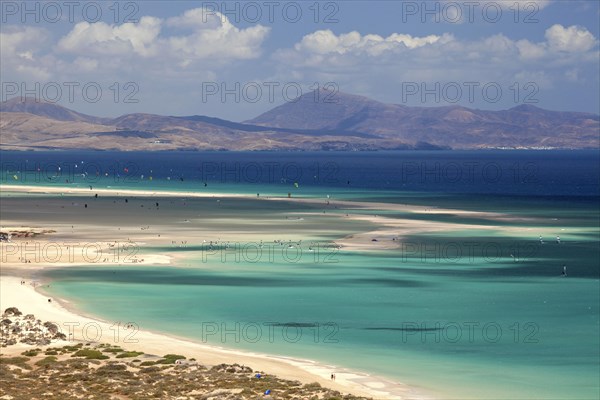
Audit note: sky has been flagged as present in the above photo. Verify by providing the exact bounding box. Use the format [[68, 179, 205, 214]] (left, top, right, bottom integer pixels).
[[1, 0, 599, 121]]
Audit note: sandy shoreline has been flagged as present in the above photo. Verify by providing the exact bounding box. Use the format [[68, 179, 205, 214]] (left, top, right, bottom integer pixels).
[[1, 183, 560, 399], [0, 274, 430, 399], [0, 183, 439, 399], [1, 184, 549, 254]]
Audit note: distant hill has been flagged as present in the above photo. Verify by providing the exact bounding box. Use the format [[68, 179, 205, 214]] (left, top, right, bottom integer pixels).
[[246, 89, 600, 149], [0, 93, 597, 151], [0, 97, 108, 125]]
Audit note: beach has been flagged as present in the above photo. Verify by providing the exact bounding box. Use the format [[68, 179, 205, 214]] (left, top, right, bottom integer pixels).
[[1, 156, 598, 400], [1, 184, 433, 400], [1, 276, 419, 399]]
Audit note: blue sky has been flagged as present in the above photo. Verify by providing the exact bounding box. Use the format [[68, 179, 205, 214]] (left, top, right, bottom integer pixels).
[[1, 1, 599, 120]]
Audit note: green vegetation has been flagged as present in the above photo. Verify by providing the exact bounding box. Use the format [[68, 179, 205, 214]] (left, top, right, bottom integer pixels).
[[0, 347, 369, 400], [0, 356, 31, 369], [61, 344, 83, 352], [35, 356, 58, 367], [116, 351, 144, 358], [155, 354, 186, 364], [102, 347, 124, 353], [71, 349, 110, 360], [0, 313, 370, 398]]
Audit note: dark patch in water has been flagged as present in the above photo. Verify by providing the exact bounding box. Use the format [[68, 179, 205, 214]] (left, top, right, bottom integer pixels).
[[364, 327, 443, 332], [265, 322, 319, 328], [346, 278, 430, 287]]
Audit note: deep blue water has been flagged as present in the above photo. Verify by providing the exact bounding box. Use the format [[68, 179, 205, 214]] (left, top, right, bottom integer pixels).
[[1, 150, 599, 198]]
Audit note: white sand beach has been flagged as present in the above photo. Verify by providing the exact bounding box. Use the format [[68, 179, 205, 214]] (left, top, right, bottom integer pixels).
[[0, 183, 439, 399]]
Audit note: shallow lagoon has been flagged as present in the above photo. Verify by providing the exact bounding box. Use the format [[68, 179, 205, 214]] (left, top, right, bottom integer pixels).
[[3, 150, 598, 398]]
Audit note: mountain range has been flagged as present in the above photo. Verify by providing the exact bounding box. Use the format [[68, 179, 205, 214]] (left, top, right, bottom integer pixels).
[[1, 91, 598, 151]]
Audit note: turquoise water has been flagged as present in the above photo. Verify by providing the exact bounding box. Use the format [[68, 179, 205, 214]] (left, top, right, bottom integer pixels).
[[4, 150, 598, 399], [43, 197, 600, 399]]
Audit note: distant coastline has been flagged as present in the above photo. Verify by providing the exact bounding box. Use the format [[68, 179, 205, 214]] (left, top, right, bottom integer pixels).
[[2, 92, 598, 151]]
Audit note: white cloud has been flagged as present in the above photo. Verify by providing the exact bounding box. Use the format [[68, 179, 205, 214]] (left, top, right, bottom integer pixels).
[[516, 39, 546, 60], [56, 8, 269, 62], [165, 7, 224, 30], [279, 25, 598, 68], [73, 57, 99, 72], [273, 24, 598, 107], [0, 26, 47, 58], [0, 26, 51, 80], [514, 24, 598, 61], [57, 16, 161, 57], [164, 12, 269, 61], [293, 30, 448, 56], [545, 24, 597, 52]]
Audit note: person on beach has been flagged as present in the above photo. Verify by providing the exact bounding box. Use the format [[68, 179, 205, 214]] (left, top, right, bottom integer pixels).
[[562, 265, 567, 277]]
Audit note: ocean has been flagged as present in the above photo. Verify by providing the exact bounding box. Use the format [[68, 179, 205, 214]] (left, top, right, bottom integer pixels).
[[1, 150, 598, 399]]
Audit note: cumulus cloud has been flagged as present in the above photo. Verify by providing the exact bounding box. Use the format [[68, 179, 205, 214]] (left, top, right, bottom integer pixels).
[[294, 30, 449, 56], [514, 24, 597, 61], [515, 39, 546, 60], [278, 24, 597, 68], [56, 8, 269, 62], [545, 24, 597, 52], [164, 9, 269, 61], [0, 26, 47, 58], [73, 57, 100, 72], [0, 26, 52, 80], [165, 7, 224, 30], [272, 24, 598, 108], [57, 17, 161, 57]]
